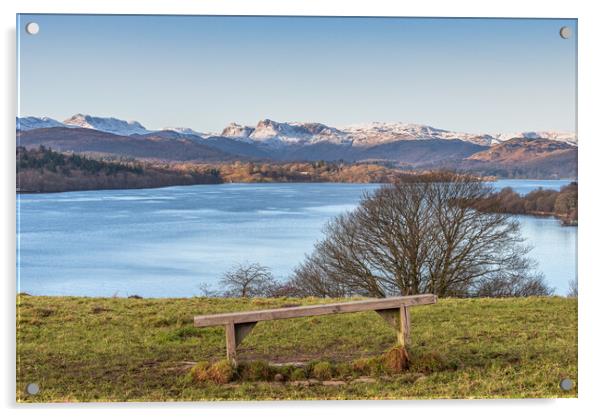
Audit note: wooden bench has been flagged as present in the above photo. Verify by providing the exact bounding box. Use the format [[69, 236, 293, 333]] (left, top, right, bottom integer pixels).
[[194, 294, 437, 363]]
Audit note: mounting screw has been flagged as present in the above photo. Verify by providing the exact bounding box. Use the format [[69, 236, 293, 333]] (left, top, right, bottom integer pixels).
[[559, 378, 574, 391], [25, 383, 40, 395], [559, 26, 571, 39], [25, 22, 40, 35]]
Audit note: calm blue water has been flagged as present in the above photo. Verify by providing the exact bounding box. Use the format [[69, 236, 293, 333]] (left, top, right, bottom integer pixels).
[[16, 180, 577, 297]]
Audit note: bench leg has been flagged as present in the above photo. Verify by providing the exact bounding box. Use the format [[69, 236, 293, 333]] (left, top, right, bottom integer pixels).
[[234, 322, 257, 347], [401, 305, 411, 347], [225, 322, 257, 364], [225, 322, 237, 364], [376, 306, 411, 348]]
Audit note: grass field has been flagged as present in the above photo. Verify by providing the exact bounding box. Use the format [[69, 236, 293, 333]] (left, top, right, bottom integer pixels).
[[16, 295, 577, 402]]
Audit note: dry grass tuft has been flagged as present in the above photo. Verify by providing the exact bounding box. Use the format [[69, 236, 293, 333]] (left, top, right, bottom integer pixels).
[[207, 360, 235, 384], [190, 360, 235, 384], [382, 345, 410, 373], [190, 361, 211, 382], [311, 361, 333, 380]]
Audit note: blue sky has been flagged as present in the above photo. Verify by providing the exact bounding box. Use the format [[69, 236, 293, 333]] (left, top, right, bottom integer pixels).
[[17, 15, 577, 133]]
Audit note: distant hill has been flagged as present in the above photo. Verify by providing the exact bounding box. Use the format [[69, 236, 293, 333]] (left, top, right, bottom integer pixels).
[[277, 139, 487, 165], [466, 137, 576, 163], [63, 113, 152, 136], [16, 115, 577, 179], [458, 138, 578, 178], [17, 146, 433, 193], [17, 127, 237, 162], [17, 116, 64, 130], [16, 127, 490, 167], [17, 114, 578, 146]]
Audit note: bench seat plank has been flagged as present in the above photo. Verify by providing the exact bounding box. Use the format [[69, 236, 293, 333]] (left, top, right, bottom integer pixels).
[[194, 294, 436, 327]]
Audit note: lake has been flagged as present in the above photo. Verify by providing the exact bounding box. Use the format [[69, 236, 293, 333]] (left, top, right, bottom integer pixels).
[[16, 180, 577, 297]]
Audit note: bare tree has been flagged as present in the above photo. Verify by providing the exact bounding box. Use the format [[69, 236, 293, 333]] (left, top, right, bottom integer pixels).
[[290, 172, 552, 298], [198, 282, 220, 297], [474, 270, 552, 297], [567, 278, 578, 298], [220, 262, 278, 298], [288, 252, 354, 298]]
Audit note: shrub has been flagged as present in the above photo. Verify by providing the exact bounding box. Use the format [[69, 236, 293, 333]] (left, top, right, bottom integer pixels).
[[208, 359, 235, 384], [351, 358, 370, 374], [276, 365, 296, 380], [190, 361, 211, 383], [190, 360, 235, 384], [350, 356, 385, 376], [238, 360, 274, 381], [311, 361, 333, 380], [289, 368, 307, 381], [334, 362, 353, 378]]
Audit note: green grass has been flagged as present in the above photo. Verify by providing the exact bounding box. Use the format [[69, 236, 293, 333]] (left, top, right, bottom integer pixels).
[[16, 295, 577, 402]]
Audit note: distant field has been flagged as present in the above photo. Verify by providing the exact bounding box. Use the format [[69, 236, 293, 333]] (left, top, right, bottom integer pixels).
[[16, 295, 577, 402]]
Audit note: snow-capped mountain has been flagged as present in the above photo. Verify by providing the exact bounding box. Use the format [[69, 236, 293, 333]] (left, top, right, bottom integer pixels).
[[162, 127, 206, 137], [245, 119, 349, 146], [220, 123, 255, 141], [492, 131, 577, 146], [17, 114, 577, 177], [341, 122, 496, 146], [17, 114, 577, 148], [16, 116, 65, 131], [219, 120, 577, 148], [63, 114, 152, 136]]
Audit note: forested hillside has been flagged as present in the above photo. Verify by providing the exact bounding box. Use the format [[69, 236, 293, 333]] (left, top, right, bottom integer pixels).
[[17, 146, 221, 193]]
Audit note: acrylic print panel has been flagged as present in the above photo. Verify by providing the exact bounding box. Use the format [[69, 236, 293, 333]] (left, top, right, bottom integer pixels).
[[16, 14, 577, 402]]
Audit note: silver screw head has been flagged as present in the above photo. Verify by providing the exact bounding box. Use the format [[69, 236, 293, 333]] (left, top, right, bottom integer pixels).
[[560, 378, 574, 391], [26, 383, 40, 395], [25, 22, 40, 35], [559, 26, 572, 39]]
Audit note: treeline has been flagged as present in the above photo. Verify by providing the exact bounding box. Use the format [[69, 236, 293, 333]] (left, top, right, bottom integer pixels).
[[456, 165, 577, 180], [472, 182, 578, 225], [17, 147, 434, 193], [20, 146, 575, 202], [18, 145, 144, 175], [17, 146, 221, 193], [176, 160, 416, 184]]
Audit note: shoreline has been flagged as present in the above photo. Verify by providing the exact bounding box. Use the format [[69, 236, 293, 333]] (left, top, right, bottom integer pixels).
[[16, 177, 577, 195], [15, 180, 388, 196]]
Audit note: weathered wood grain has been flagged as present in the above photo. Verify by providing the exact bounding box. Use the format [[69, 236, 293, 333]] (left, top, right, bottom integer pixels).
[[402, 305, 411, 346], [196, 295, 436, 363], [225, 322, 236, 362], [194, 294, 436, 327], [375, 306, 410, 347], [234, 322, 257, 347]]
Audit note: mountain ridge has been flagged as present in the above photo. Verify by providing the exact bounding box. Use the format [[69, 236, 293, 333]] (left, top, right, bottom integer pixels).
[[16, 115, 577, 178], [17, 115, 578, 147]]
